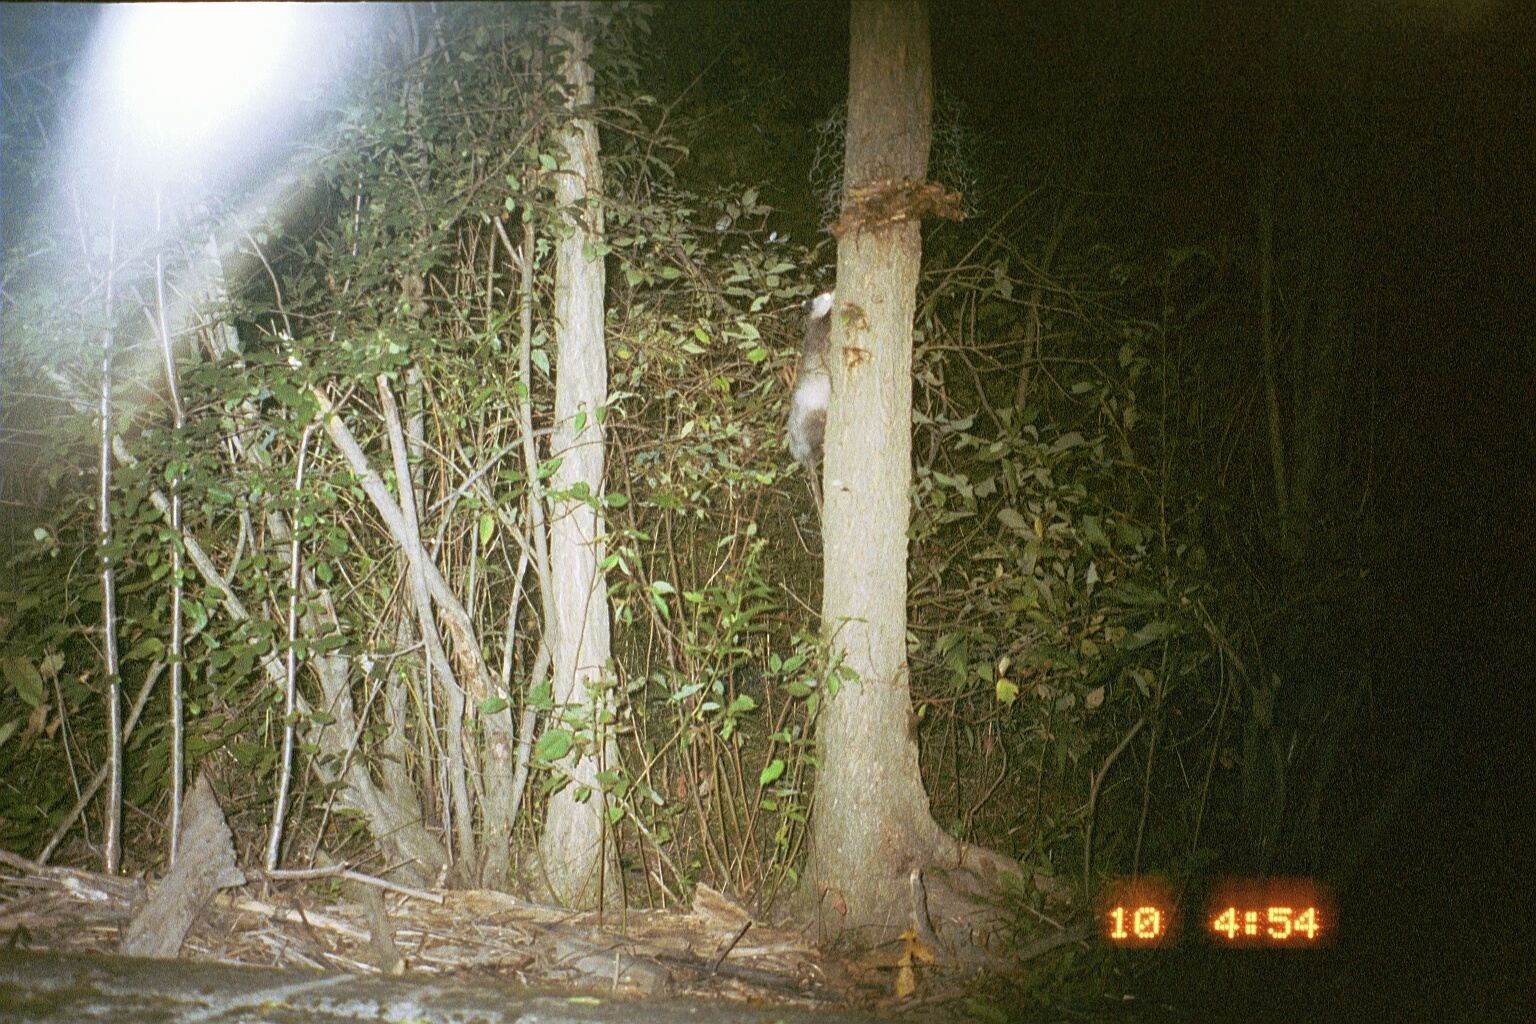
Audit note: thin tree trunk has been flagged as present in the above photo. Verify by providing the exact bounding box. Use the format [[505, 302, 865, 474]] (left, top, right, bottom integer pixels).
[[152, 193, 187, 867], [96, 187, 122, 876], [266, 426, 316, 871], [497, 213, 558, 839], [537, 16, 618, 908]]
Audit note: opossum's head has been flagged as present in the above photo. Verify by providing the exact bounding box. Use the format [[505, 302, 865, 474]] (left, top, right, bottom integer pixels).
[[806, 291, 834, 320], [800, 291, 834, 365]]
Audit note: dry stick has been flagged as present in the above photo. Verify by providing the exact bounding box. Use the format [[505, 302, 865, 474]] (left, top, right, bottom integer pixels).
[[1190, 609, 1234, 856], [1083, 718, 1145, 903], [964, 740, 1010, 831], [1014, 189, 1079, 409], [50, 665, 83, 815], [377, 376, 477, 871], [110, 439, 287, 693], [709, 920, 752, 974], [1132, 718, 1162, 880], [220, 895, 372, 945], [300, 664, 401, 882], [603, 787, 683, 905], [37, 661, 165, 865], [501, 546, 544, 834], [262, 865, 443, 905]]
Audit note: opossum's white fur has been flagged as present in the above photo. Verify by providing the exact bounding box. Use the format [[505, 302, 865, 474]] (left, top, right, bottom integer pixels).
[[787, 291, 834, 466], [787, 374, 830, 464]]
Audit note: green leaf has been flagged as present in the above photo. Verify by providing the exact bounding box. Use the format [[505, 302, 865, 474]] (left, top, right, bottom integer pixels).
[[1, 657, 44, 709], [270, 381, 302, 408], [1080, 515, 1110, 547], [1127, 620, 1176, 649], [996, 678, 1019, 706], [124, 636, 165, 663], [479, 513, 495, 545], [997, 508, 1029, 535], [1049, 431, 1085, 453], [478, 696, 509, 715], [759, 759, 785, 785], [535, 729, 574, 761]]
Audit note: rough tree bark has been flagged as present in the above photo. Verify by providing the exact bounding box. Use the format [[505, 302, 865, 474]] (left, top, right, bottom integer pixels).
[[535, 15, 619, 908], [803, 0, 1021, 950]]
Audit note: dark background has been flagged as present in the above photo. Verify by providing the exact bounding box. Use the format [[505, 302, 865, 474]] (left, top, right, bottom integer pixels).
[[655, 2, 1534, 1018]]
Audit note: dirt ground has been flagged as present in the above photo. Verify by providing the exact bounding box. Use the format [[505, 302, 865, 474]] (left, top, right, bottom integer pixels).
[[0, 848, 1122, 1023]]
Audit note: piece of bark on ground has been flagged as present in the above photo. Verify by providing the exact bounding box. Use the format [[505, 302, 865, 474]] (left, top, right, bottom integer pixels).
[[119, 772, 246, 958]]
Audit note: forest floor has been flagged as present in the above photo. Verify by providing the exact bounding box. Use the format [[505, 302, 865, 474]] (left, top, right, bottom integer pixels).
[[0, 848, 1160, 1023]]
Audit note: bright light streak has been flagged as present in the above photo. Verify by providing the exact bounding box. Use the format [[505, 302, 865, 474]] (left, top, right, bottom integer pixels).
[[110, 5, 300, 141], [87, 3, 351, 182]]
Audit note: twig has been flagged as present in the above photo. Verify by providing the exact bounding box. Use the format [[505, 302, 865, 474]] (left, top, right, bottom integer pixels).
[[261, 866, 443, 905], [1083, 718, 1145, 901], [219, 895, 371, 944], [709, 919, 751, 974]]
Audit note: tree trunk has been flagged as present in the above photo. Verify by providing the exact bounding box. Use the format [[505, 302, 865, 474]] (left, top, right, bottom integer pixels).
[[803, 0, 1020, 948], [536, 17, 619, 908]]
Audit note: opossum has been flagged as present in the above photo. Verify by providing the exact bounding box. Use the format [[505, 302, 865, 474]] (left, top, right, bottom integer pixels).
[[787, 290, 834, 468]]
